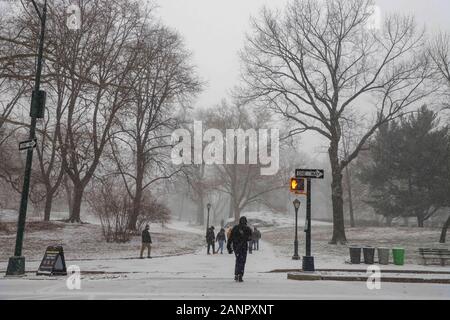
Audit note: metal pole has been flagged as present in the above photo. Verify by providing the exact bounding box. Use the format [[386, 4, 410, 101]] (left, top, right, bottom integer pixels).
[[206, 207, 210, 233], [302, 178, 315, 271], [293, 205, 300, 260], [6, 0, 47, 276], [306, 178, 311, 256]]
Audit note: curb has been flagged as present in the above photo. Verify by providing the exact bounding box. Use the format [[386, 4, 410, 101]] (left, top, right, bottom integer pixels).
[[271, 268, 450, 275], [287, 272, 450, 284]]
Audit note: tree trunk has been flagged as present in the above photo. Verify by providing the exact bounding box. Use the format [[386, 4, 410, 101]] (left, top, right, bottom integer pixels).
[[69, 184, 84, 223], [385, 216, 393, 227], [417, 216, 424, 228], [234, 202, 241, 225], [403, 217, 409, 227], [197, 196, 204, 225], [345, 165, 355, 227], [43, 190, 53, 221], [439, 214, 450, 243], [129, 154, 144, 230], [329, 140, 347, 244], [228, 195, 234, 219], [64, 176, 73, 218], [128, 184, 143, 231]]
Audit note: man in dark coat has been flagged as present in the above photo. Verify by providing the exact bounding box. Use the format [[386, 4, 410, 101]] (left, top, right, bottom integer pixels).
[[140, 224, 152, 258], [227, 216, 252, 282], [206, 226, 216, 254], [253, 227, 261, 251]]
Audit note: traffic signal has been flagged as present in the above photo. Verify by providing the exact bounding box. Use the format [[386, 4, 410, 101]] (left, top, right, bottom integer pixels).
[[290, 177, 306, 194]]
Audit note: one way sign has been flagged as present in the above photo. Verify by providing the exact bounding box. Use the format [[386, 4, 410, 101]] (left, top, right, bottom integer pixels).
[[19, 138, 37, 151], [295, 169, 324, 179]]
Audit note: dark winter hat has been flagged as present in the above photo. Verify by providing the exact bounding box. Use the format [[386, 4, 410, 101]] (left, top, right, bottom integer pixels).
[[239, 216, 247, 225], [211, 226, 215, 230], [145, 224, 149, 229]]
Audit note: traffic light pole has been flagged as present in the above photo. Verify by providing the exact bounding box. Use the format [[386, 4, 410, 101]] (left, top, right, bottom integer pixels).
[[292, 203, 300, 260], [302, 178, 315, 271], [6, 0, 47, 276]]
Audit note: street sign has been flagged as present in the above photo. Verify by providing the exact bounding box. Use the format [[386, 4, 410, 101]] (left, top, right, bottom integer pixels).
[[295, 169, 324, 179], [19, 138, 37, 151]]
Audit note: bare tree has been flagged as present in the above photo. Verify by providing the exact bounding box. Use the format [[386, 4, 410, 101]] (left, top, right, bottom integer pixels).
[[110, 25, 201, 230], [202, 101, 285, 223], [430, 32, 450, 110], [50, 0, 145, 222], [240, 0, 433, 243]]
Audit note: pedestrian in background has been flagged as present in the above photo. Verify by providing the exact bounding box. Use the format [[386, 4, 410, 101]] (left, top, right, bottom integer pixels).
[[206, 226, 216, 254], [253, 227, 261, 251], [140, 224, 152, 259], [216, 228, 227, 254]]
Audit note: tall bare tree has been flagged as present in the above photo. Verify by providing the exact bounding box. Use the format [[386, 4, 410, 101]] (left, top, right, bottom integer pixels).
[[110, 25, 201, 230], [240, 0, 433, 243], [202, 101, 285, 223], [52, 0, 145, 222]]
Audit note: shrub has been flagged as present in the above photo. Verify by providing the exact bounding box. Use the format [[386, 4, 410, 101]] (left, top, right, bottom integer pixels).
[[88, 179, 133, 243]]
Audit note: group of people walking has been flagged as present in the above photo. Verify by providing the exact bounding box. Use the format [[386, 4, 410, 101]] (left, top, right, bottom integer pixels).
[[206, 218, 262, 282], [206, 224, 261, 255], [139, 217, 262, 283]]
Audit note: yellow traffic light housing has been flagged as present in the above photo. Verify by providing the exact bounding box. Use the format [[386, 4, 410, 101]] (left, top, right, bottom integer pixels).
[[290, 177, 306, 194]]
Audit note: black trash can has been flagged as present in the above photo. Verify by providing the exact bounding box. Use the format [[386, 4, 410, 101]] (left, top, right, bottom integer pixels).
[[349, 246, 361, 264], [363, 247, 375, 264]]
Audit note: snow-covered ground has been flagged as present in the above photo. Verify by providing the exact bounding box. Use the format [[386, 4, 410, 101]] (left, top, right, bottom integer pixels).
[[1, 211, 449, 299], [264, 225, 450, 265], [225, 210, 331, 231], [0, 221, 204, 261], [1, 239, 449, 299]]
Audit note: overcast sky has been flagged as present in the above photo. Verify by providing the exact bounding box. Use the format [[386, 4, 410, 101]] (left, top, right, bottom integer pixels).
[[154, 0, 450, 158]]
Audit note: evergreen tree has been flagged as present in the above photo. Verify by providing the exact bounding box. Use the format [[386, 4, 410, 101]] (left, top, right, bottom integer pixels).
[[359, 106, 450, 228]]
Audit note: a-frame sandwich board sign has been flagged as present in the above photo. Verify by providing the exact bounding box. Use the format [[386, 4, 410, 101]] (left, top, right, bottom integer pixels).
[[36, 245, 67, 276]]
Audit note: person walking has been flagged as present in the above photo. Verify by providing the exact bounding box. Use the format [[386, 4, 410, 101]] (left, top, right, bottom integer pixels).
[[227, 216, 252, 282], [206, 226, 216, 254], [140, 224, 152, 259], [216, 228, 227, 254], [248, 227, 253, 254], [253, 227, 261, 251]]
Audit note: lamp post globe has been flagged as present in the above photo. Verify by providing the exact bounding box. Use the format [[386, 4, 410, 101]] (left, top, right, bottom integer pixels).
[[206, 203, 211, 233]]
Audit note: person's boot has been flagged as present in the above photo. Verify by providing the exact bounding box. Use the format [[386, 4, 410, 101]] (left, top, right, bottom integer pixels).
[[234, 274, 238, 281], [238, 274, 243, 282]]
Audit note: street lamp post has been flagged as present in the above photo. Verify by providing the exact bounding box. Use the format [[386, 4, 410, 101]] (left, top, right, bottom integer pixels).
[[292, 199, 301, 260], [206, 203, 211, 233], [6, 0, 47, 276]]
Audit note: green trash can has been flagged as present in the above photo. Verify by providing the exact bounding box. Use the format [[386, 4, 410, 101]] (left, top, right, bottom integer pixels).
[[392, 248, 405, 265]]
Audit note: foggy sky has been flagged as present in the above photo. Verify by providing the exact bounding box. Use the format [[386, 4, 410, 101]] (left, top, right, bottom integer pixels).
[[155, 0, 450, 158]]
